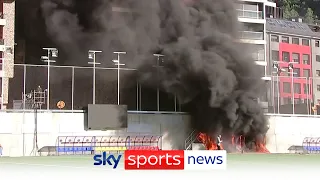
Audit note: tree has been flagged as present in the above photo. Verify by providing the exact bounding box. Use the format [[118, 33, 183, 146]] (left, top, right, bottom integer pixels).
[[304, 8, 315, 24]]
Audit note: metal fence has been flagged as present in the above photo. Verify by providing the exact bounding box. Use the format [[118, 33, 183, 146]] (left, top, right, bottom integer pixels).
[[268, 76, 317, 115], [6, 64, 181, 111], [3, 64, 320, 114]]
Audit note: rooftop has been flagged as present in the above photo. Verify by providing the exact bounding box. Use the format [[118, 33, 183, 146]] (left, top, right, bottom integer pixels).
[[266, 18, 320, 38]]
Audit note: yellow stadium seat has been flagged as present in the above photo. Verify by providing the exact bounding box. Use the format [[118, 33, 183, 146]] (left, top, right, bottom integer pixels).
[[101, 147, 107, 151], [95, 147, 102, 151], [105, 147, 111, 151]]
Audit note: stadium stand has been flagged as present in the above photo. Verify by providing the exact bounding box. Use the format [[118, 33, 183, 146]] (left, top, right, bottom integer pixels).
[[55, 135, 162, 155], [302, 137, 320, 153]]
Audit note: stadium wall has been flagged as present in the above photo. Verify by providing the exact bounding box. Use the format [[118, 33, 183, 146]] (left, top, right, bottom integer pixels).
[[0, 111, 191, 157], [1, 112, 319, 156], [265, 114, 320, 153]]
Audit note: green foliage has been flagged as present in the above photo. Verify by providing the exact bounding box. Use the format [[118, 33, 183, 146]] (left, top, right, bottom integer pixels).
[[304, 8, 314, 24], [278, 0, 320, 23]]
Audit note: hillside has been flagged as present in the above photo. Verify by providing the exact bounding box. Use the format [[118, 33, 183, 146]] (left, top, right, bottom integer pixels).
[[278, 0, 320, 24]]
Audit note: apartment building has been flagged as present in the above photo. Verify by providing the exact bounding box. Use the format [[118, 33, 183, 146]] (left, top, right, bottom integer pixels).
[[236, 0, 279, 110], [266, 18, 320, 111], [0, 0, 15, 110]]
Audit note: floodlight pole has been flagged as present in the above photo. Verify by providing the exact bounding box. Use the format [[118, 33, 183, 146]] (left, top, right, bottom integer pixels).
[[113, 52, 126, 105], [42, 48, 57, 110], [153, 54, 164, 111], [88, 50, 102, 104], [288, 62, 298, 114], [273, 61, 285, 114]]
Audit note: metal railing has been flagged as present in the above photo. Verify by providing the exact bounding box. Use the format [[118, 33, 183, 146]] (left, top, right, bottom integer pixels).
[[239, 31, 264, 40], [3, 63, 320, 116], [184, 130, 197, 150], [237, 10, 263, 19], [2, 64, 183, 112]]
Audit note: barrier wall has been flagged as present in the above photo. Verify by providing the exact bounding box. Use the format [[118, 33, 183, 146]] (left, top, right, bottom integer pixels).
[[266, 114, 320, 153], [0, 111, 191, 157], [1, 111, 320, 156]]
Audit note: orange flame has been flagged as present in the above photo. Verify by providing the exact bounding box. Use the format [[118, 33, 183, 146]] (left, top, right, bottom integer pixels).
[[198, 133, 269, 153], [197, 133, 223, 150], [255, 137, 269, 153]]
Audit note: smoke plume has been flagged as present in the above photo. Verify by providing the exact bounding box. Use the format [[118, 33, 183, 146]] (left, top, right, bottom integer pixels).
[[19, 0, 269, 148]]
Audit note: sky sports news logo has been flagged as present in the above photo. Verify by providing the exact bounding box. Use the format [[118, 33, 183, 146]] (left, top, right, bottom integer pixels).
[[93, 150, 226, 170]]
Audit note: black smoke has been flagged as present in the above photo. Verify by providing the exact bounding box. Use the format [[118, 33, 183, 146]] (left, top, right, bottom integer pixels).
[[17, 0, 269, 149]]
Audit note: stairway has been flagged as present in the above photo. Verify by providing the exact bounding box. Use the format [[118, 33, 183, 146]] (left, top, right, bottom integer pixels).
[[184, 130, 197, 150]]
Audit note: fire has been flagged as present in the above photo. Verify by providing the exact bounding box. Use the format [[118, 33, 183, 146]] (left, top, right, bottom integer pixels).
[[197, 133, 223, 150], [197, 132, 269, 153], [255, 137, 269, 153]]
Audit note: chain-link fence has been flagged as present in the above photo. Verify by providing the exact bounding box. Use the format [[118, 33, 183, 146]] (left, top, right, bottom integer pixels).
[[6, 64, 181, 111]]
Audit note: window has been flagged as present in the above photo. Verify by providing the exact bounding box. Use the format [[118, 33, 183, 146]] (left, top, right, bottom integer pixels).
[[283, 67, 290, 76], [292, 38, 299, 45], [272, 50, 279, 61], [283, 98, 291, 104], [304, 83, 309, 94], [316, 40, 320, 47], [317, 55, 320, 62], [294, 83, 301, 93], [303, 54, 310, 65], [317, 70, 320, 76], [282, 36, 289, 43], [282, 51, 290, 62], [294, 98, 302, 104], [271, 35, 279, 42], [292, 53, 300, 63], [303, 69, 310, 77], [283, 82, 291, 93], [302, 39, 310, 46], [293, 68, 300, 77], [317, 85, 320, 91]]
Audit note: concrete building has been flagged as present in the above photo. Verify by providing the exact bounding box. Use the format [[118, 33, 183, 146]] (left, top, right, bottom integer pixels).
[[236, 0, 280, 110], [266, 18, 320, 113], [0, 0, 15, 110]]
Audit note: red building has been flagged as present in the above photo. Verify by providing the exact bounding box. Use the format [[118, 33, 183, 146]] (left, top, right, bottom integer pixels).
[[266, 18, 320, 113], [278, 42, 313, 104]]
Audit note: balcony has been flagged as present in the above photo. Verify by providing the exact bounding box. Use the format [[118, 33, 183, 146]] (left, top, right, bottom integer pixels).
[[0, 13, 6, 26], [237, 10, 262, 19], [239, 31, 265, 44], [240, 31, 263, 40]]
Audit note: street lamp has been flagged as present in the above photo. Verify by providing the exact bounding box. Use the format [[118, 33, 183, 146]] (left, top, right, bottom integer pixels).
[[288, 62, 298, 114], [272, 61, 286, 113], [42, 48, 58, 110], [88, 50, 102, 104], [113, 52, 126, 105], [153, 54, 164, 111]]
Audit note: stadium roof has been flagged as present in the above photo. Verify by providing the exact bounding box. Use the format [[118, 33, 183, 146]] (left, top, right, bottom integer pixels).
[[266, 18, 320, 38]]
